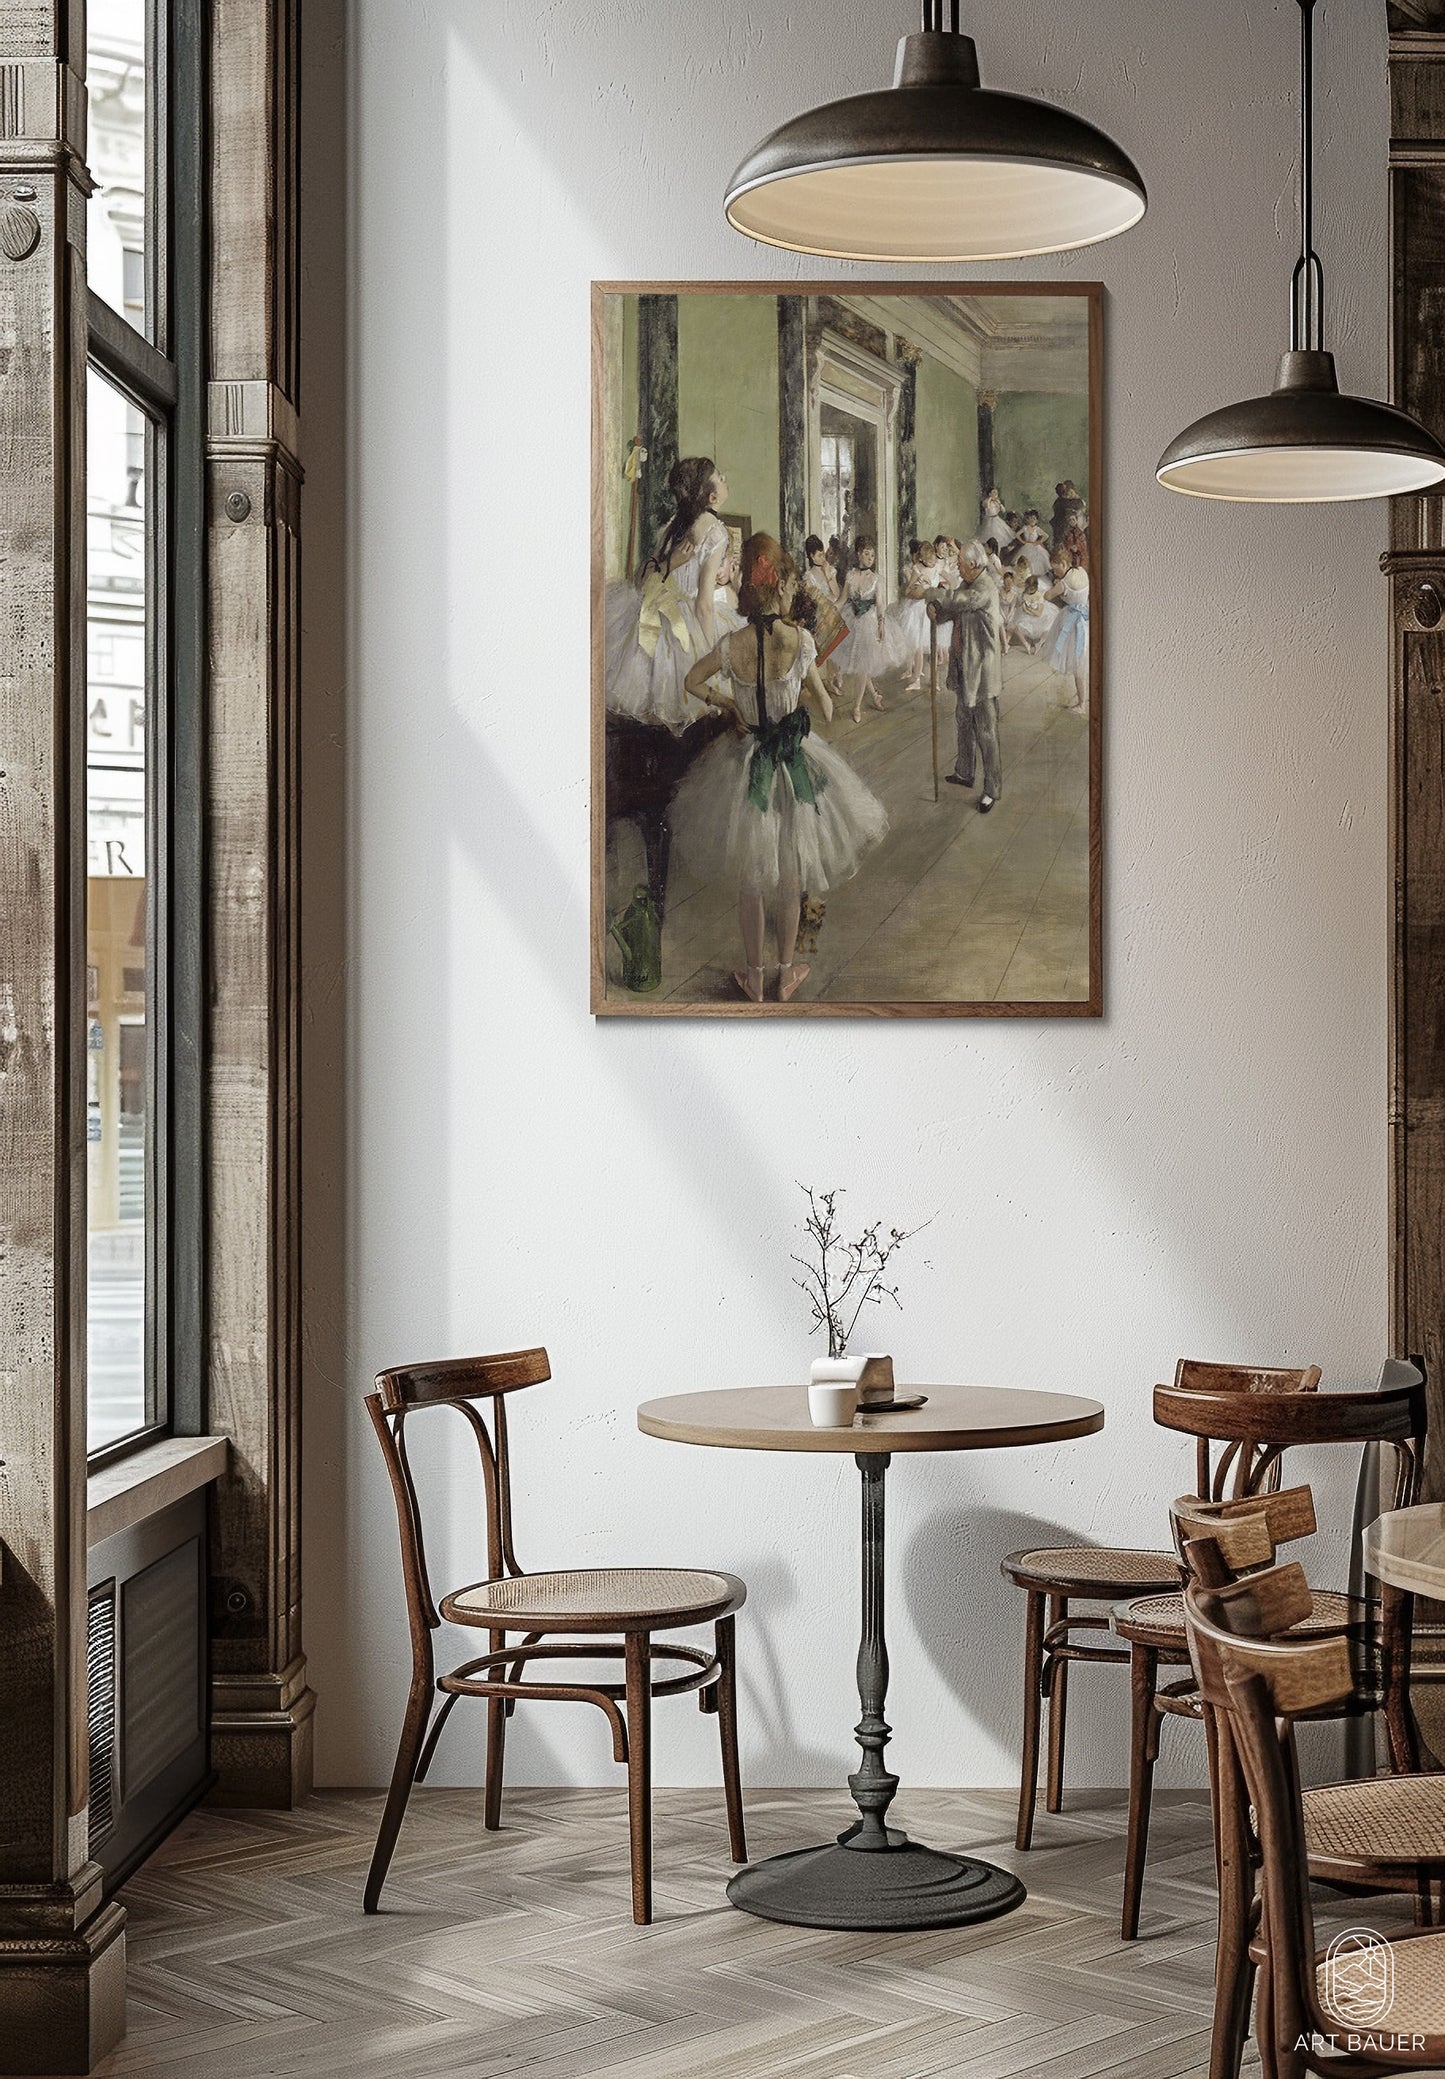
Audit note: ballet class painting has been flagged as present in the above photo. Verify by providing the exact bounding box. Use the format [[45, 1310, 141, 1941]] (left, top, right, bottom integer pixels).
[[592, 282, 1102, 1017]]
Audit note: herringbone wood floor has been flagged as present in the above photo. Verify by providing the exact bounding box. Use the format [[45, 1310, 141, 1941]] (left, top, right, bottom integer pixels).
[[94, 1787, 1413, 2079]]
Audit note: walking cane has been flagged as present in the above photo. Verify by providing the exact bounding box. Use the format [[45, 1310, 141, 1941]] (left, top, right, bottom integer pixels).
[[929, 615, 940, 803]]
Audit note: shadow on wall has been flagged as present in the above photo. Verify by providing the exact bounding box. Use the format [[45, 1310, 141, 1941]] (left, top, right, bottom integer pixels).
[[902, 1504, 1140, 1788]]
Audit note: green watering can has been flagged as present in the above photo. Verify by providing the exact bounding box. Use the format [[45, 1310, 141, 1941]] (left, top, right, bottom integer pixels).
[[609, 885, 662, 993]]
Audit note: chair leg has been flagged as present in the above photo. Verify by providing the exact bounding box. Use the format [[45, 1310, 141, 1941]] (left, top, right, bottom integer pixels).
[[1381, 1584, 1421, 1775], [624, 1632, 653, 1925], [483, 1698, 507, 1831], [714, 1615, 747, 1864], [1046, 1594, 1069, 1815], [414, 1692, 459, 1783], [1016, 1588, 1046, 1851], [482, 1626, 507, 1831], [364, 1674, 434, 1913], [1121, 1643, 1160, 1940], [1206, 1711, 1255, 2079], [1254, 1906, 1291, 2079]]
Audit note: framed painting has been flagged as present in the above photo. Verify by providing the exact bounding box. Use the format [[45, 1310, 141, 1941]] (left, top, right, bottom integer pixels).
[[591, 281, 1102, 1017]]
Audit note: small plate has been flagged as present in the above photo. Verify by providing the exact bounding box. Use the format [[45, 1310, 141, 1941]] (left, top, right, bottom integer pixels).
[[861, 1393, 929, 1414]]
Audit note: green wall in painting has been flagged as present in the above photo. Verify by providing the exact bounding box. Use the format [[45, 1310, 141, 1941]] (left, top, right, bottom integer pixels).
[[914, 355, 979, 548], [676, 295, 780, 541], [993, 391, 1089, 528]]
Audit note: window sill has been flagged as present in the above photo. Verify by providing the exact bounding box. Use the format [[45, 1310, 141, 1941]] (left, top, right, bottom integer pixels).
[[87, 1434, 229, 1548]]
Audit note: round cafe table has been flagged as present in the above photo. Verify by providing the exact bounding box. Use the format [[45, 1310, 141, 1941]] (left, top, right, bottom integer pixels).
[[1363, 1501, 1445, 1600], [637, 1382, 1105, 1932]]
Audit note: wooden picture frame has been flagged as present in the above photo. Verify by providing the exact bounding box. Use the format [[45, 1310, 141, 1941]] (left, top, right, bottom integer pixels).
[[592, 281, 1103, 1018]]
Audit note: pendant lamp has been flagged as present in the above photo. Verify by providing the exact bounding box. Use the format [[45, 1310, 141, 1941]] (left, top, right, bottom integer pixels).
[[723, 0, 1146, 264], [1157, 0, 1445, 503]]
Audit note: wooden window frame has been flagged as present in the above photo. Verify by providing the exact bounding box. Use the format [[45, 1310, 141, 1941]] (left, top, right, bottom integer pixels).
[[84, 0, 207, 1471]]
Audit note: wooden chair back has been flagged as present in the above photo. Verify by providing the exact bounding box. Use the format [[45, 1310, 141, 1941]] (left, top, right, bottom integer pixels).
[[1170, 1484, 1316, 1584], [1154, 1360, 1426, 1505], [365, 1348, 551, 1640], [1183, 1570, 1358, 2061]]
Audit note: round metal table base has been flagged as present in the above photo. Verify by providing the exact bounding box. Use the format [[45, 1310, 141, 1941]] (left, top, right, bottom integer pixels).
[[726, 1840, 1026, 1932]]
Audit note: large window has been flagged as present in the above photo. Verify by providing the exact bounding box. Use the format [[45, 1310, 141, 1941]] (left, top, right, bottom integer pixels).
[[85, 0, 204, 1460]]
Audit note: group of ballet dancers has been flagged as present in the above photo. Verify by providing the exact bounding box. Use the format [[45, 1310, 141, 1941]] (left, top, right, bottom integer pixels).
[[780, 483, 1091, 723]]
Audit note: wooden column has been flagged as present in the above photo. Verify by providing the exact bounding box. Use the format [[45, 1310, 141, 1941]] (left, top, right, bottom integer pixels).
[[1387, 9, 1445, 1505], [204, 0, 313, 1806], [0, 3, 128, 2069]]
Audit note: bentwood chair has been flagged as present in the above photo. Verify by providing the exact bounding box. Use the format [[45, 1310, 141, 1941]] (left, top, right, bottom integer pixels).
[[364, 1349, 747, 1924], [1000, 1359, 1319, 1857], [1112, 1365, 1426, 1939], [1179, 1499, 1443, 2079], [1186, 1566, 1445, 2079]]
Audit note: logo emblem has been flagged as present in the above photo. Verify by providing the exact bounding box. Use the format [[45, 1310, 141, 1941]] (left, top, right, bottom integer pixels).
[[1322, 1928, 1394, 2027]]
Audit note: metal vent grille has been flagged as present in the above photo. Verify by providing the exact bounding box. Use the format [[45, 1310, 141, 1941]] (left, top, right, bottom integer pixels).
[[87, 1584, 117, 1852], [123, 1540, 201, 1799]]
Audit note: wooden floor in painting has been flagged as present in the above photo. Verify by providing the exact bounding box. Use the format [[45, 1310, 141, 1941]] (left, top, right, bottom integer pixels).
[[605, 646, 1092, 1009], [94, 1785, 1412, 2078]]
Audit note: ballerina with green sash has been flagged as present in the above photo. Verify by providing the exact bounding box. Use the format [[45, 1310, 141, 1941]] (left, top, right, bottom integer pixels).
[[675, 532, 888, 1005]]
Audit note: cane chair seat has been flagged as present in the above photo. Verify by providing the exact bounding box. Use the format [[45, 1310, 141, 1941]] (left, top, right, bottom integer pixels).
[[1114, 1586, 1360, 1651], [1003, 1546, 1180, 1594], [1315, 1926, 1445, 2045], [1302, 1773, 1445, 1883], [443, 1567, 746, 1633]]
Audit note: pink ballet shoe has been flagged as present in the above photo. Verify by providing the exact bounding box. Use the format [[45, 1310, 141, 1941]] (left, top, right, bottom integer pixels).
[[734, 966, 765, 1004], [778, 962, 811, 1003]]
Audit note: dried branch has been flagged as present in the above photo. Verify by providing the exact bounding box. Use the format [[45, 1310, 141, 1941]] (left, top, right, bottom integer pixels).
[[792, 1185, 933, 1359]]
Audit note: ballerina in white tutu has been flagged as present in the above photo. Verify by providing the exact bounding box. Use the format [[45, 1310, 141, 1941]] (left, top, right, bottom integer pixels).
[[981, 488, 1015, 553], [1048, 564, 1090, 711], [1014, 576, 1056, 655], [678, 533, 888, 1004], [801, 533, 844, 701], [836, 537, 905, 722], [1015, 510, 1053, 581], [997, 569, 1019, 651], [604, 454, 730, 735], [889, 538, 936, 690]]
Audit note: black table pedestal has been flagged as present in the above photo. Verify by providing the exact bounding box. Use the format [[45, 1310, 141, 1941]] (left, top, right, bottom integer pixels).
[[727, 1451, 1026, 1932]]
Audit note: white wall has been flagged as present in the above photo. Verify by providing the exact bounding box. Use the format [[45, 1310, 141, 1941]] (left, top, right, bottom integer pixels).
[[310, 0, 1392, 1794]]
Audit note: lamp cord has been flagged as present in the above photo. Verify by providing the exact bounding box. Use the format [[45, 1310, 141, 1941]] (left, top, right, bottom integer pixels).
[[920, 1, 962, 29], [1291, 0, 1324, 354]]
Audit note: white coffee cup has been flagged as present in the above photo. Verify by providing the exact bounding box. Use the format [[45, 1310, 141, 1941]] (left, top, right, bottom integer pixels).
[[809, 1354, 866, 1386], [808, 1382, 860, 1428]]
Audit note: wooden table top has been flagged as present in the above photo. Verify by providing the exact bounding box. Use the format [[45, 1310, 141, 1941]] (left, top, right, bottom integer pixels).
[[637, 1384, 1105, 1455], [1362, 1503, 1445, 1597]]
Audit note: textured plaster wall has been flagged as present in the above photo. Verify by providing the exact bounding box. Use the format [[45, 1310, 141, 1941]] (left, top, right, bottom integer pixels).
[[308, 1, 1392, 1793]]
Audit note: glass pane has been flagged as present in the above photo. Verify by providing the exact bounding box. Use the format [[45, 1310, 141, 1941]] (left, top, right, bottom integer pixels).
[[87, 0, 148, 334], [87, 366, 151, 1453]]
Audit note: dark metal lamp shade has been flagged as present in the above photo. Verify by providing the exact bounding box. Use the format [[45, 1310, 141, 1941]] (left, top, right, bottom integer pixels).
[[1156, 351, 1445, 504], [1158, 0, 1445, 506], [724, 31, 1146, 263]]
